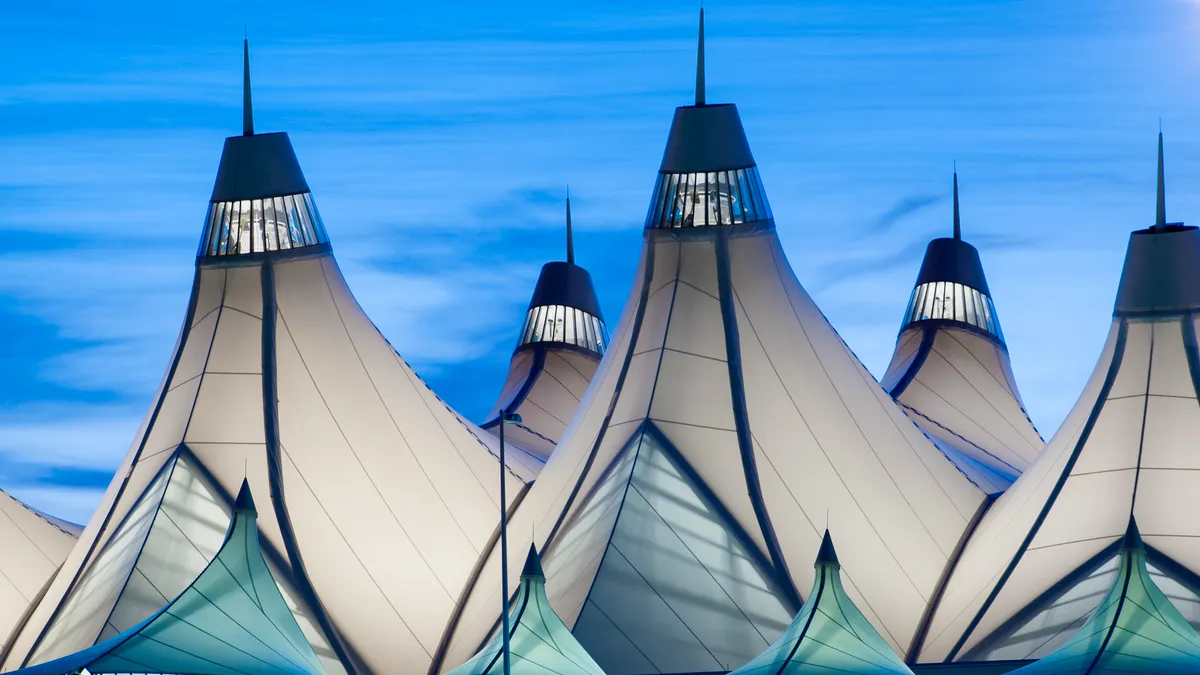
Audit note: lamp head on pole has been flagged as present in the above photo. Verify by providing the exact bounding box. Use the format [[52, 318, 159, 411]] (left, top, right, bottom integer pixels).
[[502, 411, 523, 425]]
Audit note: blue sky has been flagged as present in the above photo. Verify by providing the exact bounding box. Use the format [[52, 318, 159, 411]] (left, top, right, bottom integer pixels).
[[2, 0, 1200, 522]]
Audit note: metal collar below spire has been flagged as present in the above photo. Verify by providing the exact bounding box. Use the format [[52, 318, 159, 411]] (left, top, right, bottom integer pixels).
[[243, 39, 255, 136]]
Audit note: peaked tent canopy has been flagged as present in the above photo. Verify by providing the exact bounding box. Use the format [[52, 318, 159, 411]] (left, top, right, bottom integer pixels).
[[432, 12, 985, 675], [12, 481, 325, 675], [0, 491, 79, 654], [918, 133, 1200, 663], [1, 42, 532, 675], [730, 531, 915, 675], [1003, 518, 1200, 675], [881, 172, 1043, 494], [447, 546, 606, 675], [483, 194, 609, 461]]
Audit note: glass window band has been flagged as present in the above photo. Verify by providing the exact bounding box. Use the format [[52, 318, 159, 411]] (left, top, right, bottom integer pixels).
[[198, 191, 330, 258], [902, 280, 1005, 342], [518, 304, 608, 356], [645, 166, 773, 229]]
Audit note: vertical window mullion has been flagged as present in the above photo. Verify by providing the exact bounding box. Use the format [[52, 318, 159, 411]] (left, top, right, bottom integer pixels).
[[305, 193, 327, 243], [230, 201, 242, 254], [736, 169, 754, 222]]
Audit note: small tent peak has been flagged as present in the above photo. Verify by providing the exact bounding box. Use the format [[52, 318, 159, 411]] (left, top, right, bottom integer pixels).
[[234, 478, 257, 514], [815, 529, 839, 567], [953, 167, 961, 241], [243, 38, 254, 136], [695, 7, 706, 106], [1156, 130, 1166, 230], [521, 544, 545, 580], [1121, 515, 1144, 552], [566, 188, 575, 265]]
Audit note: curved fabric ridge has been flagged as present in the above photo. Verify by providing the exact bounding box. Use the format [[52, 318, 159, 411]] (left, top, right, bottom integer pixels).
[[448, 546, 605, 675], [436, 25, 985, 670], [1004, 519, 1200, 675], [5, 58, 533, 675], [882, 210, 1044, 494], [482, 204, 607, 463], [13, 481, 324, 675], [884, 325, 1043, 493], [0, 491, 78, 655], [919, 216, 1200, 662], [730, 531, 914, 675], [483, 347, 600, 462]]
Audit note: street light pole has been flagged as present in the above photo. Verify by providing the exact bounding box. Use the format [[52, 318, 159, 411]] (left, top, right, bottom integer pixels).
[[498, 409, 521, 675]]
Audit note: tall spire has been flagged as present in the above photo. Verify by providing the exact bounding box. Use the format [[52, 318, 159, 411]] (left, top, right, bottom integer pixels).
[[566, 188, 575, 264], [695, 7, 706, 106], [243, 38, 254, 136], [1156, 129, 1166, 230], [953, 167, 961, 241]]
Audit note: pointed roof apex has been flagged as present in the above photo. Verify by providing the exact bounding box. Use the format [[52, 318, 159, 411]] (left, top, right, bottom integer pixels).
[[566, 188, 575, 265], [953, 167, 962, 241], [815, 529, 839, 567], [521, 544, 545, 580], [1156, 130, 1166, 230], [243, 38, 254, 137], [1121, 515, 1144, 552], [695, 7, 706, 106], [234, 479, 257, 514]]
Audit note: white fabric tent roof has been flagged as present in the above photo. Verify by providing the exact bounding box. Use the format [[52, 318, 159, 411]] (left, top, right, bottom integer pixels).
[[0, 491, 78, 656], [483, 347, 600, 462], [433, 37, 985, 671], [1, 58, 531, 675], [917, 214, 1200, 663], [882, 324, 1044, 494]]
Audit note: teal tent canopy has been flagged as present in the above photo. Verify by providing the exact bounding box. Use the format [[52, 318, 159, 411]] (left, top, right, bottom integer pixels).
[[729, 531, 914, 675], [1005, 517, 1200, 675], [14, 481, 325, 675], [449, 546, 606, 675]]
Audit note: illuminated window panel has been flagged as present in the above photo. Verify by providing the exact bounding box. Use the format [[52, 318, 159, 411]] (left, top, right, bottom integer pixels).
[[644, 166, 774, 229], [198, 192, 329, 258], [519, 304, 608, 355], [902, 280, 1005, 342]]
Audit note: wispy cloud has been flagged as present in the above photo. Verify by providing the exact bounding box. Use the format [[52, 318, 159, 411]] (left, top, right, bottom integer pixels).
[[864, 195, 942, 234], [1, 0, 1199, 523]]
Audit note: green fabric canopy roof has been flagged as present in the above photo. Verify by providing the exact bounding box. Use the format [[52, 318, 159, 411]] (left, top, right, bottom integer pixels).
[[14, 481, 325, 675], [729, 530, 914, 675], [1006, 517, 1200, 675], [448, 546, 606, 675]]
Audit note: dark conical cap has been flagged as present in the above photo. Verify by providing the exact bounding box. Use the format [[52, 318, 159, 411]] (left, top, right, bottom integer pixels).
[[521, 545, 545, 580], [210, 41, 310, 203], [815, 530, 840, 568], [657, 11, 755, 174], [234, 479, 257, 514], [1113, 132, 1200, 314], [1121, 515, 1144, 552], [527, 197, 604, 324], [912, 170, 989, 294]]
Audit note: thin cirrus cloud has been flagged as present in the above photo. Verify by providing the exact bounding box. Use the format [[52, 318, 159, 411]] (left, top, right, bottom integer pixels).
[[2, 0, 1200, 524]]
